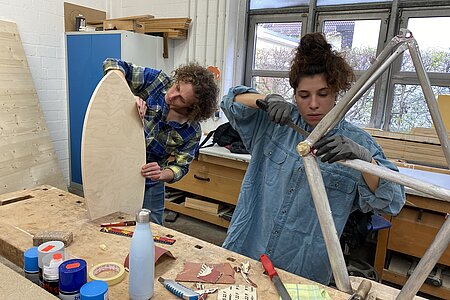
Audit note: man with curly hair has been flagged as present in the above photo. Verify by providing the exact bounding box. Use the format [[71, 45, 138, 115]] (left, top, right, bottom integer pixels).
[[103, 59, 218, 225]]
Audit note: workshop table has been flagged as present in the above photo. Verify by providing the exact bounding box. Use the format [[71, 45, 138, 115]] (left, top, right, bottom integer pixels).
[[0, 185, 423, 299]]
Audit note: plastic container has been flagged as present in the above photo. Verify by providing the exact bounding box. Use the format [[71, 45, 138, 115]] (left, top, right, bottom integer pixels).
[[80, 280, 108, 300], [24, 247, 39, 285], [43, 253, 64, 295], [37, 240, 65, 285], [59, 259, 87, 300], [128, 209, 155, 299]]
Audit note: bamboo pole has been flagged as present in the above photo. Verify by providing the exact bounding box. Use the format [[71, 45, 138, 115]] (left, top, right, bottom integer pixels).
[[338, 159, 450, 201], [306, 31, 413, 145], [302, 154, 352, 293], [408, 39, 450, 169]]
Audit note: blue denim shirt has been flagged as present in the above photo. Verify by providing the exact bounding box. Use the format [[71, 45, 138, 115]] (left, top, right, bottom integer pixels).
[[221, 86, 405, 284]]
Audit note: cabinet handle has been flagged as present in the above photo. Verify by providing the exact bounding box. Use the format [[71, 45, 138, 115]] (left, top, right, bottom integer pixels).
[[194, 174, 210, 182]]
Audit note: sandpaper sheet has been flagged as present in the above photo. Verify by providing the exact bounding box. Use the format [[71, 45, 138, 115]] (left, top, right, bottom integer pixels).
[[175, 262, 235, 284]]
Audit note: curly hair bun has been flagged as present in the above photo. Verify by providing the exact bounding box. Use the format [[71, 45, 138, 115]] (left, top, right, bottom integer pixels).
[[298, 32, 332, 64]]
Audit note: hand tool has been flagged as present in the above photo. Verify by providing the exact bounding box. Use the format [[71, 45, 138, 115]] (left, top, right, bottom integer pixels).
[[100, 220, 136, 227], [256, 99, 310, 137], [158, 277, 205, 300], [348, 279, 372, 300], [99, 227, 176, 244], [260, 254, 292, 300]]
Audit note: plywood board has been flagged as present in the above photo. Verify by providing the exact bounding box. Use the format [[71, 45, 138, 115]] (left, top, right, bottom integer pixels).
[[438, 95, 450, 131], [81, 71, 145, 220], [63, 2, 106, 32], [0, 20, 66, 194]]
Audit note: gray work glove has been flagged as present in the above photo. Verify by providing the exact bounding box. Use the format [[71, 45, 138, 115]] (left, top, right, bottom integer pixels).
[[256, 94, 292, 125], [313, 135, 372, 163]]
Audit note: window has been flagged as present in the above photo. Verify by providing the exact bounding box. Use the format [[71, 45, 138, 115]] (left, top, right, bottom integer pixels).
[[246, 14, 307, 99], [245, 2, 450, 133], [386, 10, 450, 132], [317, 11, 389, 127]]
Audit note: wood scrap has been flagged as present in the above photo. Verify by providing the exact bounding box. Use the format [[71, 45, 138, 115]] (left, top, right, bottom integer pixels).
[[0, 20, 66, 194], [364, 128, 448, 168]]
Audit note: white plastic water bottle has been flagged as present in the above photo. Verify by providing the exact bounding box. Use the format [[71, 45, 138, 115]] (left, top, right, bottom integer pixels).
[[129, 209, 155, 299]]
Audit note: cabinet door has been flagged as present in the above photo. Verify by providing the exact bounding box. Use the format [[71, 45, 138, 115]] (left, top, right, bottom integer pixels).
[[67, 34, 121, 185]]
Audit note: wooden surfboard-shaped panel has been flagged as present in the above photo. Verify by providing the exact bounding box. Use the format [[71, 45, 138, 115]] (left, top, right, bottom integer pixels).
[[81, 71, 145, 220]]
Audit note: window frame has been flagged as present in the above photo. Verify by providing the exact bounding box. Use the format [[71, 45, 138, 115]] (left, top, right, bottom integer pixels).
[[245, 13, 308, 87]]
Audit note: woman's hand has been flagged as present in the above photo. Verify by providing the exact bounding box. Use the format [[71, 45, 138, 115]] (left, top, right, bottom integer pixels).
[[135, 96, 147, 119]]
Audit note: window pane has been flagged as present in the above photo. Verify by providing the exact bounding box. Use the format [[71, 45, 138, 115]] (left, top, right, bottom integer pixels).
[[389, 84, 450, 132], [252, 76, 294, 100], [318, 0, 391, 5], [322, 20, 381, 71], [250, 0, 307, 10], [344, 86, 374, 127], [400, 17, 450, 73], [255, 22, 301, 71]]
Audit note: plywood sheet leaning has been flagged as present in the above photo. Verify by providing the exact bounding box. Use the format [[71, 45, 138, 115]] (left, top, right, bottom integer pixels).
[[0, 20, 66, 194], [81, 71, 145, 220]]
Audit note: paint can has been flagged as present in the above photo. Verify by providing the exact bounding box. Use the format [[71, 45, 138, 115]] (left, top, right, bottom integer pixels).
[[37, 240, 65, 286], [76, 14, 86, 31], [80, 280, 109, 300], [24, 246, 39, 285], [59, 259, 87, 300]]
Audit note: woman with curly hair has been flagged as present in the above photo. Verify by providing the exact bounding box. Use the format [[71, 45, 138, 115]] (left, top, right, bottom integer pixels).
[[103, 59, 218, 225], [220, 32, 405, 284]]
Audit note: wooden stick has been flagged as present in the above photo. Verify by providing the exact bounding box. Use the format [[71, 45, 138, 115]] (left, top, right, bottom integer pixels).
[[302, 155, 352, 293]]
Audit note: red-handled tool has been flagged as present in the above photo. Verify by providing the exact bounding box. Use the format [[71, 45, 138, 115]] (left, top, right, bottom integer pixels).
[[260, 254, 292, 300]]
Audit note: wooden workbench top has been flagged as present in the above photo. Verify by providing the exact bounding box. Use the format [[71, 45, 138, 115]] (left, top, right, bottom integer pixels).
[[0, 185, 352, 299]]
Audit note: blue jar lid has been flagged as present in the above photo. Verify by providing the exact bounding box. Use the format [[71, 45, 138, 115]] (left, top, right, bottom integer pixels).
[[80, 280, 108, 300], [24, 247, 38, 272], [59, 259, 87, 292]]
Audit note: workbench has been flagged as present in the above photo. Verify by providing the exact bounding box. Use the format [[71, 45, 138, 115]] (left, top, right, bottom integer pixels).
[[0, 185, 355, 299]]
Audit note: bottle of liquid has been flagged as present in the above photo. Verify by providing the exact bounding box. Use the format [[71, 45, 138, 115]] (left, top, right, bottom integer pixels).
[[129, 209, 155, 300], [43, 253, 64, 295]]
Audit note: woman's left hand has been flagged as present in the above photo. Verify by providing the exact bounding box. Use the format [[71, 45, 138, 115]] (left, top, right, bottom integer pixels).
[[313, 135, 372, 163], [135, 96, 147, 119]]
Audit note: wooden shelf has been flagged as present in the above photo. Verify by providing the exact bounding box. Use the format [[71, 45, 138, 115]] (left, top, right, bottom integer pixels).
[[165, 200, 230, 228], [382, 269, 450, 299]]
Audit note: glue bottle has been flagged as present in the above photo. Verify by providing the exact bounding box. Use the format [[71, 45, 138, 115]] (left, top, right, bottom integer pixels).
[[129, 209, 155, 299]]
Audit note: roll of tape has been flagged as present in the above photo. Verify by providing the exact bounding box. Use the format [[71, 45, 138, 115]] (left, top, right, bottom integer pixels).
[[88, 262, 125, 286]]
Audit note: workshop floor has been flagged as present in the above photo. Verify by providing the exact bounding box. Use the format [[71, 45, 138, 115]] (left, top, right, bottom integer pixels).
[[163, 211, 228, 246]]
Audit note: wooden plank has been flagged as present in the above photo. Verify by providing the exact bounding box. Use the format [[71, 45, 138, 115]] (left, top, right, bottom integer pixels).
[[0, 20, 66, 195], [0, 262, 58, 299], [0, 185, 353, 299], [81, 71, 145, 220], [438, 95, 450, 131], [184, 196, 224, 214], [63, 2, 106, 32], [165, 201, 230, 228]]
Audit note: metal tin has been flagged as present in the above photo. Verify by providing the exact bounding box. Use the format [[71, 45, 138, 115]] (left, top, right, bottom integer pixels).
[[80, 280, 109, 300], [59, 259, 87, 297]]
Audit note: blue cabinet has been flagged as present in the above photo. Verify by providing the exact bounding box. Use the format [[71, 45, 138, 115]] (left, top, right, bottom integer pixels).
[[66, 31, 173, 191]]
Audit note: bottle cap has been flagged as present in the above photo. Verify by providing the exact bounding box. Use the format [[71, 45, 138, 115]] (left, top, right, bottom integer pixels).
[[24, 247, 38, 272], [59, 259, 87, 293], [80, 280, 108, 300], [135, 209, 151, 223]]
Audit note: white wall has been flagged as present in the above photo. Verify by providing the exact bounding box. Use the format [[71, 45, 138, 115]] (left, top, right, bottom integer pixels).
[[0, 0, 245, 185]]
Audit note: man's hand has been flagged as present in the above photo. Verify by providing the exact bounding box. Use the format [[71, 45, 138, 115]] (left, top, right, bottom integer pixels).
[[313, 135, 372, 163], [257, 94, 292, 125], [141, 162, 162, 180], [135, 96, 147, 119]]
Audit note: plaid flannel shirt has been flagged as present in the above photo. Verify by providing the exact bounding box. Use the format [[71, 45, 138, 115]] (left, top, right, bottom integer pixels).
[[103, 58, 201, 186]]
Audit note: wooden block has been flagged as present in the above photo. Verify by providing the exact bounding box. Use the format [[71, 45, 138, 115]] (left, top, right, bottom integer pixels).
[[184, 197, 224, 214], [33, 230, 73, 247]]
